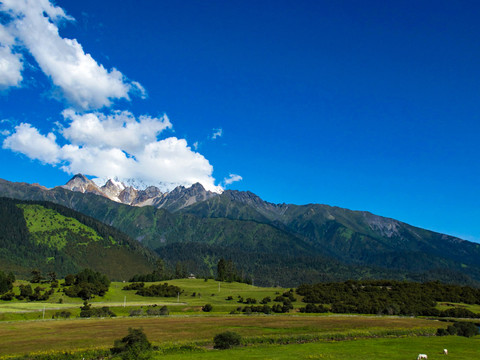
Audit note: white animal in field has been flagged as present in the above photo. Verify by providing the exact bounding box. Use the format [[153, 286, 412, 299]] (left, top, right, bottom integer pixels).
[[417, 355, 428, 360], [443, 349, 448, 355]]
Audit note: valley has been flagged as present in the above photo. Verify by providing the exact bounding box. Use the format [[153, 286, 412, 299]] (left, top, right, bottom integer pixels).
[[0, 177, 479, 359]]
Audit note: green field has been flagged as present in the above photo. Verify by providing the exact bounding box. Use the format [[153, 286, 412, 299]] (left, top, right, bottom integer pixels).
[[0, 279, 300, 319], [155, 336, 480, 360], [0, 279, 478, 359], [0, 314, 441, 356]]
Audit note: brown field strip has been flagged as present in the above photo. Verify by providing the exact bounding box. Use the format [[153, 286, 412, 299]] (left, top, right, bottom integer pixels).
[[0, 315, 440, 356]]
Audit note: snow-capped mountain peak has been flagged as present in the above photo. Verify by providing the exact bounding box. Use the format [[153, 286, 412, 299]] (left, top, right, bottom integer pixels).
[[61, 174, 219, 211]]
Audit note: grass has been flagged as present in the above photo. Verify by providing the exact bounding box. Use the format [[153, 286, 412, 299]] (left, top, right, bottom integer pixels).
[[0, 279, 298, 317], [0, 278, 478, 358], [0, 314, 441, 356], [153, 336, 480, 360], [436, 302, 480, 313]]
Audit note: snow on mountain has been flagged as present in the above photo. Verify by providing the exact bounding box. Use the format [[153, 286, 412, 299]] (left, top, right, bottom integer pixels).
[[61, 174, 219, 210]]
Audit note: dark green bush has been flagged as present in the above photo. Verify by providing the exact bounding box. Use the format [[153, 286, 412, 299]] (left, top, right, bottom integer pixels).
[[213, 331, 242, 349], [111, 328, 152, 360], [437, 321, 479, 337], [202, 303, 213, 312]]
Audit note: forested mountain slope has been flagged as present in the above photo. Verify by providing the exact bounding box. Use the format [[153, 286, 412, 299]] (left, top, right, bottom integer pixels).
[[0, 197, 156, 280], [0, 178, 479, 286]]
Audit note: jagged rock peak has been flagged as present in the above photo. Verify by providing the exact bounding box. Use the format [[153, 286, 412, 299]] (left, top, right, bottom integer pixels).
[[61, 174, 218, 210], [62, 174, 103, 195]]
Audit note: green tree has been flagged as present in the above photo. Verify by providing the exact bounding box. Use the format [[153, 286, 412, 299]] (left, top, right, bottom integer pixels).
[[213, 331, 242, 349], [64, 274, 75, 286], [30, 269, 43, 283], [217, 258, 227, 281], [111, 328, 152, 360], [47, 271, 57, 283], [0, 271, 14, 295]]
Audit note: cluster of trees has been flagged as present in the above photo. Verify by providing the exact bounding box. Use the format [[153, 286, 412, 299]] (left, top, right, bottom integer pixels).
[[129, 259, 192, 282], [133, 283, 182, 297], [216, 258, 249, 283], [0, 271, 15, 300], [130, 257, 252, 285], [0, 270, 59, 301], [63, 269, 110, 300], [436, 321, 479, 337], [79, 301, 116, 318], [16, 284, 54, 301], [297, 280, 480, 317], [230, 290, 296, 314], [129, 305, 169, 317]]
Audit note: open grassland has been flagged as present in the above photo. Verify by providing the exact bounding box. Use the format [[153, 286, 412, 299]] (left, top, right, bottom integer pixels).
[[0, 279, 299, 319], [154, 336, 480, 360], [0, 315, 441, 356]]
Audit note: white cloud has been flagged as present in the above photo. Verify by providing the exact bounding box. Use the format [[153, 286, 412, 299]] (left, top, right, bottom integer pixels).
[[61, 110, 172, 154], [0, 1, 228, 193], [2, 123, 60, 163], [223, 173, 243, 186], [0, 0, 141, 109], [3, 111, 223, 192], [0, 24, 23, 89], [211, 128, 223, 139]]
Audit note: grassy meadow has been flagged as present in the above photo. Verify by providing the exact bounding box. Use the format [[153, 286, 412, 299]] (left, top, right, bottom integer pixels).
[[155, 336, 480, 360], [0, 278, 478, 359]]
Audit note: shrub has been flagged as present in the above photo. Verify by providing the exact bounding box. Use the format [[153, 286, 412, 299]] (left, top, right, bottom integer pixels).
[[0, 291, 14, 301], [80, 301, 116, 318], [146, 305, 169, 316], [436, 321, 479, 337], [260, 296, 271, 304], [202, 303, 213, 312], [52, 311, 71, 319], [111, 328, 152, 360], [123, 282, 145, 291], [129, 309, 143, 317], [213, 331, 242, 349]]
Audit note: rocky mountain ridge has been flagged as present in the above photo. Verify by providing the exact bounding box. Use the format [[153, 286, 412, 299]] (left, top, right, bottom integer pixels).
[[61, 174, 218, 212]]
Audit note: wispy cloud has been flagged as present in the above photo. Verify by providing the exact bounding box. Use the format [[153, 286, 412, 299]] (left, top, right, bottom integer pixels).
[[223, 173, 242, 186], [211, 128, 223, 140]]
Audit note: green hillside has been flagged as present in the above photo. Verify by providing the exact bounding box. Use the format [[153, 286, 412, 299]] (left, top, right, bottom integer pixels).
[[0, 197, 156, 279], [1, 178, 480, 286]]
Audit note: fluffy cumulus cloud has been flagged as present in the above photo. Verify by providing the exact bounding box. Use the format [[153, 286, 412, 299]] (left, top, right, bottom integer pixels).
[[0, 0, 140, 109], [2, 123, 60, 163], [2, 110, 223, 192], [61, 110, 172, 154], [0, 0, 239, 192]]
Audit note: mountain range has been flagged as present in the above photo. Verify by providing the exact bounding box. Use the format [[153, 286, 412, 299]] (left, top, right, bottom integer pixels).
[[0, 175, 479, 286], [61, 174, 218, 211]]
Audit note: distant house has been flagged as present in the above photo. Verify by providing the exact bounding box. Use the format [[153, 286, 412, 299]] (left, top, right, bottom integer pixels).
[[188, 274, 196, 279]]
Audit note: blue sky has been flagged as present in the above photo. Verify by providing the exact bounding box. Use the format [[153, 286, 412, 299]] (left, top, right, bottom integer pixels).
[[1, 0, 479, 242]]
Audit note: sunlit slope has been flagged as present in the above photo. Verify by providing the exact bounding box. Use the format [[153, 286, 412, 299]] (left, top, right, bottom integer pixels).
[[0, 197, 156, 279]]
